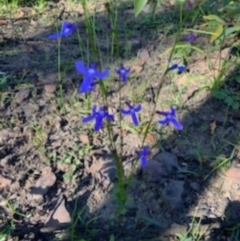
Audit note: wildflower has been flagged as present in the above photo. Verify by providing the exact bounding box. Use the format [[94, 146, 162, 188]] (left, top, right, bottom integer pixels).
[[116, 64, 131, 82], [82, 105, 114, 131], [47, 21, 78, 40], [168, 63, 178, 71], [75, 61, 109, 94], [106, 22, 112, 30], [177, 64, 186, 74], [186, 1, 194, 9], [168, 63, 186, 74], [137, 146, 149, 168], [156, 107, 183, 130], [182, 33, 197, 43], [77, 81, 96, 94], [120, 103, 142, 126]]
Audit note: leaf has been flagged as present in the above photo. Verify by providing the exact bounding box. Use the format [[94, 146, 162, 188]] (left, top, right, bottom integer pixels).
[[203, 14, 226, 24], [134, 0, 148, 17], [146, 133, 155, 143], [210, 25, 223, 43], [109, 235, 115, 241], [224, 25, 240, 36], [210, 121, 216, 135], [225, 9, 240, 17]]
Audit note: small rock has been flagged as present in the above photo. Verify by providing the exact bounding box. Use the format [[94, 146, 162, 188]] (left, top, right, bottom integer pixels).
[[153, 152, 180, 175], [30, 166, 56, 199], [79, 134, 89, 144], [44, 84, 56, 94], [162, 180, 185, 210], [225, 166, 240, 182], [0, 174, 12, 189], [131, 65, 143, 74], [190, 182, 200, 191], [137, 48, 150, 63], [0, 129, 10, 143], [142, 160, 166, 183], [15, 89, 30, 104], [43, 195, 71, 231]]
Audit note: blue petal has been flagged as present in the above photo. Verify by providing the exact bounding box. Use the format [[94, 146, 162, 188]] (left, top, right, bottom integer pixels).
[[94, 116, 103, 131], [79, 76, 93, 93], [92, 105, 97, 114], [170, 107, 176, 116], [140, 157, 147, 168], [134, 104, 142, 112], [170, 118, 183, 130], [105, 114, 114, 121], [61, 21, 71, 32], [75, 61, 88, 74], [47, 33, 62, 40], [131, 113, 139, 126], [158, 118, 169, 126], [82, 114, 95, 123], [142, 146, 149, 156], [120, 109, 131, 115], [126, 68, 131, 73], [168, 64, 178, 70], [61, 22, 77, 36], [178, 65, 186, 73], [94, 69, 109, 79], [120, 73, 127, 82]]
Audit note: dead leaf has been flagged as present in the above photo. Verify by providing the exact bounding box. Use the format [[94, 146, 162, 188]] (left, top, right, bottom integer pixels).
[[16, 9, 25, 18], [44, 84, 56, 94], [146, 133, 155, 143], [0, 174, 12, 189], [131, 65, 143, 73], [79, 134, 89, 144], [210, 121, 216, 135], [118, 128, 127, 136]]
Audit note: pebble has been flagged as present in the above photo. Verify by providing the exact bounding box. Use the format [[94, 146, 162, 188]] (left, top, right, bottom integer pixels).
[[190, 182, 200, 192]]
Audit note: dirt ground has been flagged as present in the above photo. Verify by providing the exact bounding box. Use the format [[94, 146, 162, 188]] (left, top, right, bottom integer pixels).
[[1, 1, 240, 241]]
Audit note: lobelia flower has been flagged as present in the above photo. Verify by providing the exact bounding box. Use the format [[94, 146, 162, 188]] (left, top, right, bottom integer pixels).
[[116, 64, 131, 83], [77, 81, 96, 94], [120, 103, 142, 126], [75, 61, 109, 94], [168, 63, 186, 74], [182, 33, 197, 43], [47, 21, 78, 40], [82, 105, 114, 131], [156, 107, 183, 130], [177, 64, 186, 74], [137, 146, 149, 168], [186, 1, 194, 9], [106, 22, 112, 30]]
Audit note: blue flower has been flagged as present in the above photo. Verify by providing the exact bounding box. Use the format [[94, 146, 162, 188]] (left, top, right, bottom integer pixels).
[[82, 105, 114, 131], [75, 61, 109, 94], [168, 63, 178, 71], [116, 64, 131, 82], [137, 146, 149, 168], [182, 33, 197, 43], [157, 107, 183, 130], [177, 64, 186, 74], [47, 21, 78, 40], [168, 63, 186, 74], [120, 103, 142, 126]]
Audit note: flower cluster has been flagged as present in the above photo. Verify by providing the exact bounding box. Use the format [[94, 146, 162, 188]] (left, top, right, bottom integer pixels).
[[48, 21, 184, 168]]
